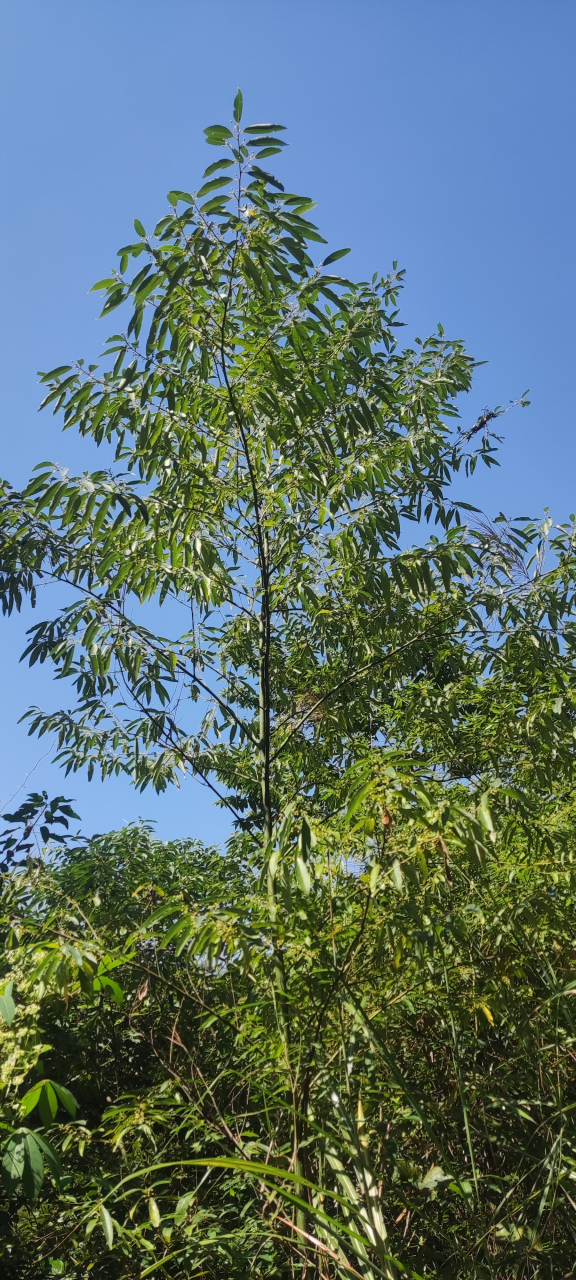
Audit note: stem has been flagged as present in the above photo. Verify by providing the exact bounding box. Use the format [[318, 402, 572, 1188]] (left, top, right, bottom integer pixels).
[[259, 526, 272, 843]]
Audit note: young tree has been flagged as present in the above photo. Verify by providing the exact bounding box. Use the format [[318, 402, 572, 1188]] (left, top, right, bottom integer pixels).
[[0, 90, 520, 835]]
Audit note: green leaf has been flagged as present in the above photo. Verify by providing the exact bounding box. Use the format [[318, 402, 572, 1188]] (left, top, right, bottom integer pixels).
[[174, 1189, 196, 1226], [203, 158, 235, 177], [0, 982, 15, 1026], [197, 176, 233, 198], [200, 195, 232, 214], [391, 858, 403, 891], [476, 794, 495, 834], [149, 1197, 161, 1227], [37, 365, 71, 381], [21, 1083, 43, 1116], [1, 1129, 59, 1203], [248, 137, 287, 151], [204, 125, 233, 145], [233, 88, 243, 123], [346, 782, 372, 819], [419, 1164, 452, 1192], [32, 1132, 62, 1180], [321, 248, 351, 266], [100, 1204, 115, 1248], [22, 1132, 45, 1201], [52, 1082, 78, 1118], [38, 1081, 58, 1127], [255, 147, 283, 159], [244, 123, 286, 133], [90, 278, 116, 293], [133, 219, 146, 237], [295, 855, 311, 896], [100, 976, 124, 1006], [167, 190, 194, 206], [2, 1133, 25, 1195]]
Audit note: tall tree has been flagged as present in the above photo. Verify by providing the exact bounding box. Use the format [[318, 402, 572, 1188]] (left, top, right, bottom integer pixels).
[[0, 90, 523, 838]]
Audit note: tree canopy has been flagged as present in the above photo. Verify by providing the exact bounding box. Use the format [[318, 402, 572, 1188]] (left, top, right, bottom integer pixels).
[[2, 93, 576, 1280]]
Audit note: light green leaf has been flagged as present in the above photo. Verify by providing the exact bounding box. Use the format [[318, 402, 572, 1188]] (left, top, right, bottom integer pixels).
[[0, 982, 16, 1026], [21, 1083, 43, 1116], [174, 1189, 196, 1226], [369, 862, 381, 893], [89, 278, 116, 293], [419, 1165, 452, 1192], [100, 976, 124, 1006], [476, 794, 494, 834], [346, 782, 372, 819], [295, 855, 311, 896], [2, 1133, 26, 1195], [100, 1203, 115, 1248], [391, 858, 403, 891]]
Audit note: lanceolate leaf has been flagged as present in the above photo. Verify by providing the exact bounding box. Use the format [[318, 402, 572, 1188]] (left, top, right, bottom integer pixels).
[[99, 1203, 115, 1248]]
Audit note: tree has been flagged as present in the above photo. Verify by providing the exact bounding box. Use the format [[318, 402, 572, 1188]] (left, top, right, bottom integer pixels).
[[2, 93, 576, 1279], [0, 90, 509, 828]]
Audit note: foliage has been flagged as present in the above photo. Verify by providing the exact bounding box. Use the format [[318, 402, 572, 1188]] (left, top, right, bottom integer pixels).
[[0, 794, 79, 872], [1, 797, 576, 1279], [0, 91, 532, 825], [2, 93, 576, 1278]]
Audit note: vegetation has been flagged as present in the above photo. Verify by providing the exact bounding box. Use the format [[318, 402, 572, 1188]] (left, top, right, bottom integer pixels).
[[2, 93, 576, 1277]]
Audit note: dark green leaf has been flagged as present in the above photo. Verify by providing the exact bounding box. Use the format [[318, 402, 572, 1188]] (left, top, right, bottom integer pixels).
[[204, 125, 233, 145], [197, 176, 233, 198], [22, 1132, 45, 1201], [244, 124, 286, 133], [203, 158, 235, 177], [321, 248, 351, 266], [52, 1083, 78, 1118], [167, 190, 194, 206], [37, 1082, 58, 1127]]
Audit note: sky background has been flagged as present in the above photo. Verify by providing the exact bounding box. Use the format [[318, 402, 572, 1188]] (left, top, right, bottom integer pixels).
[[0, 0, 575, 844]]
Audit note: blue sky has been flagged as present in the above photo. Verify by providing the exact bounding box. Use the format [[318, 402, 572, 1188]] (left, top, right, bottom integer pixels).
[[1, 0, 575, 843]]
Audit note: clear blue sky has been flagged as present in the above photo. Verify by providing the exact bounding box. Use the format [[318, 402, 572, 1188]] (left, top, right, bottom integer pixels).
[[1, 0, 575, 843]]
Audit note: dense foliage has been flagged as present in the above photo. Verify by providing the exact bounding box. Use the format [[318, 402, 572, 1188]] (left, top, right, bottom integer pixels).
[[2, 93, 576, 1278], [3, 793, 576, 1280]]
